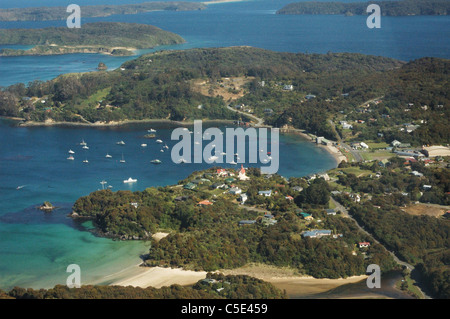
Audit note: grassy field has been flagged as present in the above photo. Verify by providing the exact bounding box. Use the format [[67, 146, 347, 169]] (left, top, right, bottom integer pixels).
[[360, 150, 393, 161]]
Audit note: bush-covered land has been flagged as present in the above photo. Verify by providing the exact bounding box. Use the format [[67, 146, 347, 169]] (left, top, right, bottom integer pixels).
[[277, 1, 450, 16], [0, 22, 184, 56], [331, 159, 449, 298], [0, 2, 206, 22], [72, 167, 397, 278], [1, 47, 447, 146], [0, 274, 286, 299]]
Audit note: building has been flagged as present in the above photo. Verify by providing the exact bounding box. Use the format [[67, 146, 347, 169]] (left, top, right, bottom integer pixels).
[[258, 190, 272, 197], [360, 142, 369, 149], [285, 195, 294, 201], [238, 165, 250, 181], [325, 209, 337, 215], [216, 168, 228, 177], [302, 229, 332, 238], [229, 187, 242, 195], [292, 186, 303, 192], [358, 242, 371, 248], [240, 193, 248, 204], [198, 200, 213, 206], [239, 220, 256, 226], [184, 182, 197, 190], [300, 212, 314, 221], [283, 84, 293, 91]]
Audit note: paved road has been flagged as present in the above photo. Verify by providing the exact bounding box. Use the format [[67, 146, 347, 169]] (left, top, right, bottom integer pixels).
[[331, 197, 432, 299], [226, 104, 265, 127]]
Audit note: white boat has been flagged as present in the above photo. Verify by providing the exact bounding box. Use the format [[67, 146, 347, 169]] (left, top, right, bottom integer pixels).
[[160, 149, 164, 152], [16, 185, 26, 190], [208, 155, 219, 162], [148, 129, 156, 133], [194, 141, 200, 145], [116, 140, 125, 145], [120, 153, 126, 163], [80, 139, 87, 146], [141, 144, 147, 147], [67, 156, 75, 160], [123, 177, 137, 183], [68, 149, 75, 154], [221, 152, 226, 156], [163, 144, 169, 149], [150, 159, 162, 164], [156, 139, 163, 144], [83, 159, 89, 163], [105, 153, 112, 158], [82, 145, 89, 150]]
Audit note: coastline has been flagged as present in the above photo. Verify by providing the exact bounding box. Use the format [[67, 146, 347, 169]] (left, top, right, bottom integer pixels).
[[203, 0, 250, 5]]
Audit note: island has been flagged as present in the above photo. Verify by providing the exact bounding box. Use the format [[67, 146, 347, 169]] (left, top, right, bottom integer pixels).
[[0, 22, 185, 57], [0, 2, 206, 22], [277, 0, 450, 16]]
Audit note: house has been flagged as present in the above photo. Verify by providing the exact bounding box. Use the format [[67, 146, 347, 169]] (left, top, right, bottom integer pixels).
[[360, 142, 369, 149], [174, 196, 189, 202], [391, 140, 401, 147], [198, 200, 213, 206], [411, 171, 424, 177], [285, 195, 294, 201], [316, 137, 324, 144], [305, 94, 316, 100], [211, 182, 225, 189], [300, 212, 314, 221], [258, 190, 272, 197], [184, 182, 197, 190], [302, 229, 332, 238], [358, 242, 371, 248], [350, 193, 361, 203], [224, 177, 236, 184], [238, 164, 250, 181], [317, 173, 330, 181], [325, 209, 337, 215], [240, 193, 248, 204], [283, 84, 293, 91], [342, 122, 353, 130], [239, 220, 256, 226], [422, 185, 432, 191], [229, 187, 242, 195], [378, 159, 389, 168], [130, 202, 139, 208], [292, 186, 303, 192], [216, 169, 228, 177]]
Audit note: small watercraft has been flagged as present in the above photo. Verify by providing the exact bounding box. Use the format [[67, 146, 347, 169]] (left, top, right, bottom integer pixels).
[[120, 153, 126, 163], [150, 159, 162, 164], [67, 156, 75, 160], [82, 145, 89, 150], [80, 139, 87, 146], [156, 139, 163, 144], [163, 144, 169, 149], [208, 155, 219, 162], [116, 140, 125, 145], [16, 185, 26, 190], [141, 144, 147, 147], [105, 153, 112, 158], [229, 161, 237, 165], [123, 177, 137, 183], [83, 159, 89, 163], [148, 129, 156, 133], [68, 149, 75, 154]]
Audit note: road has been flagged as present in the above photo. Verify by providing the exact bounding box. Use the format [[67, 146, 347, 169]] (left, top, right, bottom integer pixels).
[[226, 104, 265, 127], [331, 197, 432, 299]]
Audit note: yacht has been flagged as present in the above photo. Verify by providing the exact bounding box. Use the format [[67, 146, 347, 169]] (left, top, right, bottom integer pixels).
[[156, 139, 163, 144], [123, 177, 137, 183], [67, 155, 75, 160], [116, 140, 125, 145], [83, 159, 89, 163], [80, 139, 87, 146], [68, 149, 75, 154], [178, 159, 187, 164], [141, 144, 147, 147], [163, 144, 169, 149], [82, 145, 89, 150], [120, 154, 126, 163], [150, 159, 162, 164], [208, 155, 219, 162], [148, 129, 156, 133], [105, 153, 112, 158], [229, 160, 237, 165]]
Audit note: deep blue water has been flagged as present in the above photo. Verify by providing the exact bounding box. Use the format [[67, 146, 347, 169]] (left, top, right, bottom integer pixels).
[[0, 0, 449, 86]]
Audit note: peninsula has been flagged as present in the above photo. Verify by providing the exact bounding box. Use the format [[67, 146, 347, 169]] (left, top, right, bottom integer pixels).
[[0, 22, 185, 57], [277, 0, 450, 16], [0, 2, 206, 22]]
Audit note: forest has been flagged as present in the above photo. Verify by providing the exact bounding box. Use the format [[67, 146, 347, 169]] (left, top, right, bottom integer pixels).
[[0, 22, 184, 56], [1, 47, 446, 145], [277, 1, 450, 16], [0, 274, 286, 299], [0, 2, 206, 22]]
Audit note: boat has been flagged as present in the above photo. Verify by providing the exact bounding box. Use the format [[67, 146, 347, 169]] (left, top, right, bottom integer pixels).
[[80, 139, 87, 146], [160, 149, 164, 152], [163, 144, 169, 149], [83, 159, 89, 163], [16, 185, 26, 190], [156, 139, 163, 144], [150, 159, 162, 164], [68, 149, 75, 154], [105, 153, 112, 158], [208, 155, 219, 162], [116, 140, 125, 145], [120, 153, 126, 163], [123, 177, 137, 183], [147, 129, 156, 133], [144, 134, 156, 139], [82, 145, 89, 150], [107, 185, 113, 189], [67, 156, 75, 160], [141, 144, 147, 147]]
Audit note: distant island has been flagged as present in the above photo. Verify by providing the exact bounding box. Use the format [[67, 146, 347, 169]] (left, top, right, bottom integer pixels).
[[0, 1, 206, 22], [277, 0, 450, 16], [0, 22, 185, 56]]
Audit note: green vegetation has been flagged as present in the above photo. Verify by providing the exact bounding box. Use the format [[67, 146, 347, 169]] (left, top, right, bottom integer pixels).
[[0, 22, 184, 56], [332, 159, 450, 298], [277, 1, 450, 16], [0, 274, 286, 299], [72, 167, 397, 278], [0, 2, 206, 22]]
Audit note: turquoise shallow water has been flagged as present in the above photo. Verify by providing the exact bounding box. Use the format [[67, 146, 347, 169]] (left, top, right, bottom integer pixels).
[[0, 119, 335, 290]]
